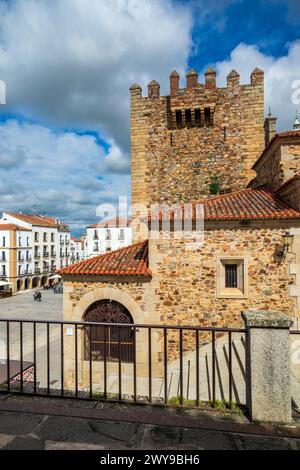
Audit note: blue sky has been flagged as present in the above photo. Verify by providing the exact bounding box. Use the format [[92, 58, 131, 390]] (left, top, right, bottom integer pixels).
[[0, 0, 299, 233], [188, 0, 300, 65]]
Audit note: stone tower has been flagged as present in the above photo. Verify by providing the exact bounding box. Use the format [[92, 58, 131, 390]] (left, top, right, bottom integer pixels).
[[294, 111, 300, 130], [264, 108, 277, 146], [130, 67, 265, 208]]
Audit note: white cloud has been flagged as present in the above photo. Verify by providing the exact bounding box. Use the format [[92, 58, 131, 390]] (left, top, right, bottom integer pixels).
[[0, 0, 192, 152], [214, 41, 300, 131], [0, 119, 130, 229], [0, 0, 192, 228]]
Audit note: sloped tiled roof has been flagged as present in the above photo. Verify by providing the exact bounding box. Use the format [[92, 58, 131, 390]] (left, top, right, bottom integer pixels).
[[4, 211, 70, 231], [253, 130, 300, 169], [59, 240, 151, 277], [148, 187, 300, 222], [200, 187, 300, 220], [5, 212, 58, 228], [0, 224, 31, 232]]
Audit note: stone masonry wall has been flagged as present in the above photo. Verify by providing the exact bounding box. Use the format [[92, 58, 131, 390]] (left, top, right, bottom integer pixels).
[[148, 223, 298, 329], [64, 223, 298, 330], [253, 139, 300, 191], [131, 69, 264, 209], [62, 221, 299, 381], [278, 179, 300, 212]]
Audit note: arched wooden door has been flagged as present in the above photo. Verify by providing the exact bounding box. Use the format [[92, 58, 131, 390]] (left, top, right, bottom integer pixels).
[[83, 300, 135, 363]]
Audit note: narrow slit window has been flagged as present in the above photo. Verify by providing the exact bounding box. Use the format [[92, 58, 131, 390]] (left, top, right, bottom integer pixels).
[[204, 107, 211, 126], [195, 108, 201, 127], [176, 110, 182, 128], [185, 109, 192, 127]]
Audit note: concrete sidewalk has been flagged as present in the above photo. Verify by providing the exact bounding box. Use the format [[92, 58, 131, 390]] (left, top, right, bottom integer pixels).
[[0, 394, 300, 450]]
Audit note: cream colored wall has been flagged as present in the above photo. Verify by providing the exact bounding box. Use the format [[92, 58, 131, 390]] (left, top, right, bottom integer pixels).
[[290, 228, 300, 316]]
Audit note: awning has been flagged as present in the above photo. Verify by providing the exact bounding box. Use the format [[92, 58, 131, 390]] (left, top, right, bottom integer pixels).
[[48, 274, 62, 280]]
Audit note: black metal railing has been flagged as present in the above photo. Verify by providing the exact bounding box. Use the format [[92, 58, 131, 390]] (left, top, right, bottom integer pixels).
[[0, 319, 246, 408], [290, 329, 300, 417]]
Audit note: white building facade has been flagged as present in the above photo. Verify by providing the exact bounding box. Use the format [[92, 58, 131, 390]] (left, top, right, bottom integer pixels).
[[86, 218, 132, 258], [0, 224, 33, 294], [70, 237, 85, 263], [0, 212, 71, 292]]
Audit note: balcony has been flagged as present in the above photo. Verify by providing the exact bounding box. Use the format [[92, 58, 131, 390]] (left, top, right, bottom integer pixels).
[[34, 253, 41, 259], [18, 257, 25, 263], [60, 240, 64, 246], [23, 270, 33, 276], [43, 252, 49, 257], [51, 252, 56, 258], [0, 258, 6, 263], [34, 268, 41, 274], [26, 257, 32, 262], [65, 241, 70, 245]]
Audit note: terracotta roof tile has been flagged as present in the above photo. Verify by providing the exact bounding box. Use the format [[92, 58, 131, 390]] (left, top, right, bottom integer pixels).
[[253, 130, 300, 169], [5, 212, 58, 228], [0, 224, 31, 232], [148, 187, 300, 222], [58, 240, 151, 278]]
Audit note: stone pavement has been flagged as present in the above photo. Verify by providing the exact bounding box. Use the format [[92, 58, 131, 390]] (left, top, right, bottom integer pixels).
[[0, 394, 300, 450], [0, 289, 63, 321]]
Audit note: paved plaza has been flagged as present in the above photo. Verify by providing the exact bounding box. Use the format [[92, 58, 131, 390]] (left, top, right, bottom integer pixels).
[[0, 395, 299, 450], [0, 290, 63, 392], [0, 289, 63, 321]]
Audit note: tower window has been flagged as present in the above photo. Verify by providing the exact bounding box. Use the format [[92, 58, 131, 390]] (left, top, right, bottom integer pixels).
[[185, 109, 192, 127], [204, 107, 211, 126], [176, 110, 182, 128], [195, 108, 201, 127]]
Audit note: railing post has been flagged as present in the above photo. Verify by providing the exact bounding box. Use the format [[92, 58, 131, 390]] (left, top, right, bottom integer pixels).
[[242, 310, 294, 424]]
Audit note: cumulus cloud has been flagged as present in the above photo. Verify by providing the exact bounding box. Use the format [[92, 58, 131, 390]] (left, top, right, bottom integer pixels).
[[0, 119, 130, 229], [0, 0, 192, 152], [214, 41, 300, 131], [0, 0, 193, 228]]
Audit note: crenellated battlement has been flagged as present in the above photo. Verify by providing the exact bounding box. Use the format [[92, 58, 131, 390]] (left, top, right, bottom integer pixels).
[[130, 67, 265, 208], [130, 67, 264, 100]]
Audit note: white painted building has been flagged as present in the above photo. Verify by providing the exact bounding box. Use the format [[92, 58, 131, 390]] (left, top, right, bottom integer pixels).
[[70, 237, 85, 263], [0, 224, 33, 294], [86, 218, 132, 258], [0, 212, 71, 292]]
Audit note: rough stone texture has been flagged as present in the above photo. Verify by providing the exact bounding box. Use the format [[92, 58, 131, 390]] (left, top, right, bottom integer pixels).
[[278, 177, 300, 212], [253, 137, 300, 192], [64, 223, 297, 331], [289, 228, 300, 316], [243, 310, 293, 423], [242, 310, 294, 328], [131, 69, 264, 209], [61, 221, 298, 393]]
